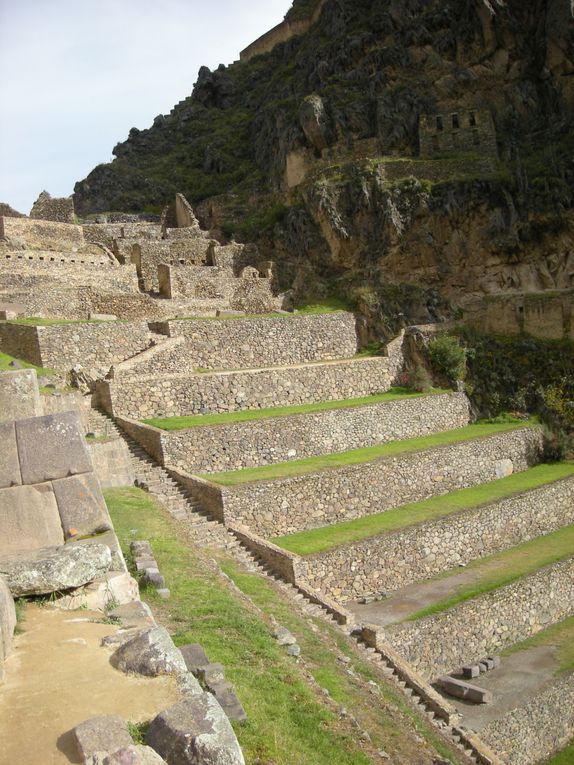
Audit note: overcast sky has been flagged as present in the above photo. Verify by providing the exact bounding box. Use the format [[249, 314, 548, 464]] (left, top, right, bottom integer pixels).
[[0, 0, 290, 213]]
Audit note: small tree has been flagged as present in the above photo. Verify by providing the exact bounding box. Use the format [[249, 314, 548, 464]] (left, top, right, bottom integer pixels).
[[428, 334, 467, 387]]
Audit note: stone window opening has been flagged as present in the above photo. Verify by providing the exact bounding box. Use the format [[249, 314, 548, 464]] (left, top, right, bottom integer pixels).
[[436, 116, 444, 131], [452, 113, 460, 130], [469, 111, 477, 127]]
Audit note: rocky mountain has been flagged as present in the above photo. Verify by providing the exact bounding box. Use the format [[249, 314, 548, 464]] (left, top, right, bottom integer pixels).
[[74, 0, 574, 334]]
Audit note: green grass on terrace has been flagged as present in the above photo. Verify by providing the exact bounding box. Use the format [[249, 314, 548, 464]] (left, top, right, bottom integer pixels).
[[201, 419, 539, 487], [403, 524, 574, 622], [274, 462, 574, 556], [143, 387, 450, 430], [1, 317, 106, 326], [104, 487, 462, 765], [0, 351, 55, 377], [166, 299, 350, 322], [503, 615, 574, 675]]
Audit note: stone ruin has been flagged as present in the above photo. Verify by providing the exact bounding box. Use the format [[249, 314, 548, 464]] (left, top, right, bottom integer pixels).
[[419, 106, 498, 158], [30, 190, 75, 224]]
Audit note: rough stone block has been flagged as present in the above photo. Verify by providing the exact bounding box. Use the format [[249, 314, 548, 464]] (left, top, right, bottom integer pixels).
[[0, 421, 22, 488], [437, 676, 492, 704], [478, 661, 489, 673], [75, 531, 126, 572], [135, 557, 157, 572], [0, 574, 16, 661], [0, 369, 43, 423], [0, 542, 112, 596], [16, 411, 92, 484], [488, 655, 501, 669], [131, 541, 153, 557], [110, 626, 187, 677], [109, 600, 156, 629], [462, 665, 480, 679], [157, 588, 171, 600], [180, 643, 210, 674], [481, 657, 496, 670], [52, 472, 111, 539], [145, 696, 245, 765], [73, 715, 133, 761], [88, 745, 168, 764], [57, 570, 139, 612], [208, 682, 248, 723], [197, 663, 226, 688], [0, 483, 64, 555], [144, 569, 165, 588]]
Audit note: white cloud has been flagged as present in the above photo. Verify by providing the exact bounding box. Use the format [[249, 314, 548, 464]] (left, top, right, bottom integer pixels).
[[0, 0, 290, 212]]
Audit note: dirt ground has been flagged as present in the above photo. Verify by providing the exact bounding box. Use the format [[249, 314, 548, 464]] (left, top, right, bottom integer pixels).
[[0, 604, 180, 765]]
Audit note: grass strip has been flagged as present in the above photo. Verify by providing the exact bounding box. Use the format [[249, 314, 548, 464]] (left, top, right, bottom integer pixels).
[[105, 487, 461, 765], [202, 420, 538, 486], [143, 387, 450, 430], [274, 462, 574, 555], [0, 351, 55, 377], [1, 317, 105, 326], [404, 524, 574, 622], [502, 615, 574, 675]]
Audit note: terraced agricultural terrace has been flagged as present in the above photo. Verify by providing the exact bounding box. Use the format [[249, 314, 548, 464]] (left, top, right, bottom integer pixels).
[[1, 192, 573, 765]]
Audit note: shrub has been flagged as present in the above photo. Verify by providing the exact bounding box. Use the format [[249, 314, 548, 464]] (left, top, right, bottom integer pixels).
[[542, 428, 573, 463], [428, 334, 467, 386], [407, 364, 432, 393]]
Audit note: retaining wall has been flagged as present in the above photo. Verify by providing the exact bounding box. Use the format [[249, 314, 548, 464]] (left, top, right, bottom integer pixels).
[[0, 321, 151, 369], [386, 557, 574, 680], [175, 427, 543, 538], [481, 671, 574, 765], [0, 216, 84, 250], [299, 476, 574, 599], [119, 391, 470, 474], [147, 312, 360, 370], [99, 350, 404, 420]]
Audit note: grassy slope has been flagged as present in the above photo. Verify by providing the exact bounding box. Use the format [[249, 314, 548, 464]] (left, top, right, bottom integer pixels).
[[274, 463, 574, 555], [542, 740, 574, 764], [404, 525, 574, 622], [143, 388, 448, 430], [0, 351, 55, 377], [105, 487, 463, 765], [502, 615, 574, 675], [202, 420, 538, 486]]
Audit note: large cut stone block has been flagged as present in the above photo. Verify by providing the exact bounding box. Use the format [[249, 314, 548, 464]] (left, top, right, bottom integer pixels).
[[0, 574, 16, 662], [52, 473, 112, 539], [0, 483, 64, 555], [73, 715, 133, 761], [146, 696, 245, 765], [0, 369, 43, 423], [0, 421, 22, 489], [16, 411, 92, 484], [110, 626, 187, 677], [0, 542, 112, 596], [437, 675, 492, 704]]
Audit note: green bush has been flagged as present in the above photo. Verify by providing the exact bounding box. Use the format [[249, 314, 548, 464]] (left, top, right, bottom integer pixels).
[[428, 334, 467, 386], [407, 364, 432, 393], [542, 428, 573, 463]]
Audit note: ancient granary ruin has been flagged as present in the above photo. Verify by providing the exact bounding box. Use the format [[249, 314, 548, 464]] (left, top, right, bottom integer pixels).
[[0, 193, 573, 765]]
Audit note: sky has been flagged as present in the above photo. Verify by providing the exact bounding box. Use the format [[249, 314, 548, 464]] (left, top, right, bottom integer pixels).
[[0, 0, 290, 214]]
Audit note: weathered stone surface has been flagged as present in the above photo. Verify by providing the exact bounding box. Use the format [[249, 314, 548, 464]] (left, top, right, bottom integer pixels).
[[144, 569, 165, 588], [73, 715, 132, 761], [208, 683, 248, 724], [0, 483, 64, 555], [75, 531, 126, 572], [87, 745, 167, 764], [58, 570, 138, 612], [462, 665, 480, 679], [0, 421, 22, 488], [145, 696, 245, 765], [52, 473, 112, 538], [131, 541, 153, 558], [0, 369, 43, 423], [197, 664, 225, 687], [110, 627, 186, 677], [0, 574, 16, 662], [109, 600, 156, 629], [180, 643, 210, 674], [0, 542, 111, 596], [16, 411, 92, 484], [437, 676, 492, 704]]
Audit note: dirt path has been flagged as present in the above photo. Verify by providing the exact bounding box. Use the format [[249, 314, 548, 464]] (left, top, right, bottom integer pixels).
[[0, 604, 180, 765]]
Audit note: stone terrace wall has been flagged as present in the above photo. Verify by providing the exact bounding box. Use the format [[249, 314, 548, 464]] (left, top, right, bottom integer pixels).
[[0, 217, 84, 251], [158, 264, 237, 300], [386, 557, 574, 680], [300, 476, 574, 599], [0, 321, 151, 369], [124, 391, 470, 474], [187, 427, 542, 538], [481, 671, 574, 765], [133, 238, 213, 291], [100, 353, 403, 419], [30, 192, 74, 223], [148, 312, 359, 370]]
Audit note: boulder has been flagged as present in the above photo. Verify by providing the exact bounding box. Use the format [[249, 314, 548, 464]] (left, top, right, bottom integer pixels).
[[73, 715, 133, 761], [299, 94, 329, 152], [52, 473, 112, 539], [0, 421, 22, 489], [0, 543, 112, 596], [0, 369, 43, 423], [87, 745, 167, 764], [110, 627, 186, 677], [145, 696, 245, 765], [15, 411, 92, 485], [0, 483, 64, 555]]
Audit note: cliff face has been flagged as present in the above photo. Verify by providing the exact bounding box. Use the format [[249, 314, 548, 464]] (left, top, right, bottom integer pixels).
[[74, 0, 574, 334]]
